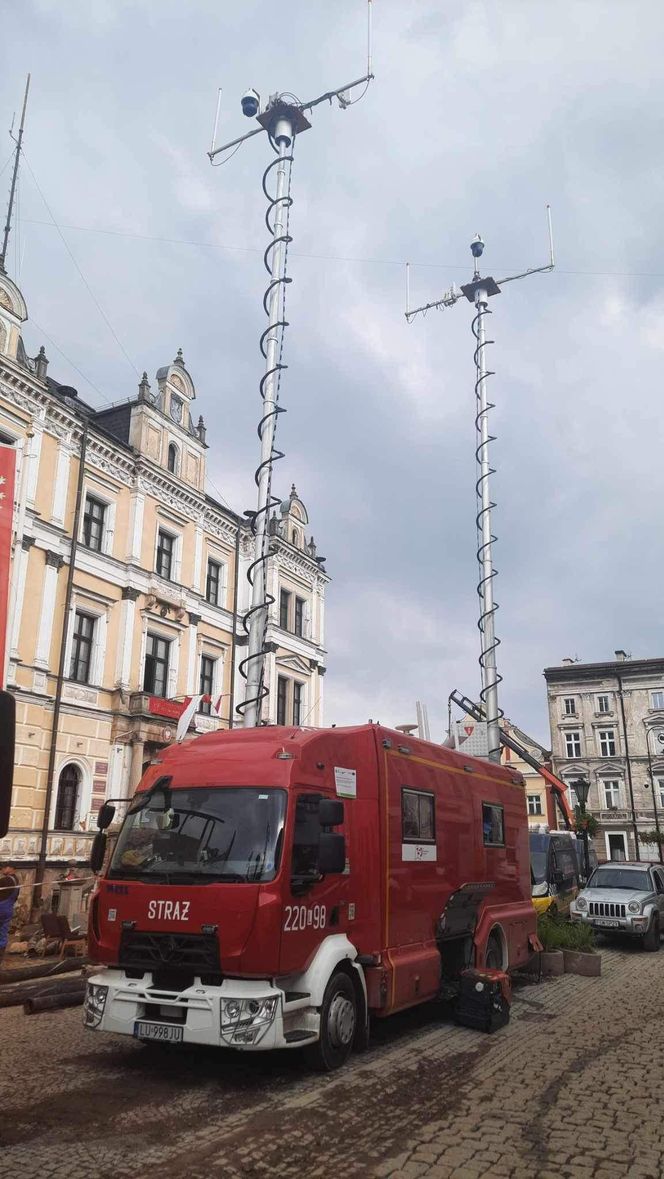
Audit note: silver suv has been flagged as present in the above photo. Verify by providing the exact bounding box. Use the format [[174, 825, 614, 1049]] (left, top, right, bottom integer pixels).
[[570, 862, 664, 951]]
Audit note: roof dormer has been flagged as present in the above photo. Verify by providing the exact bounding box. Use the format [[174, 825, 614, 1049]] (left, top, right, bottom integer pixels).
[[0, 271, 28, 364]]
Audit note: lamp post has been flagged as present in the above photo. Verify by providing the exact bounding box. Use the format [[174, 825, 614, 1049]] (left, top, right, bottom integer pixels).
[[643, 723, 664, 865], [572, 777, 592, 883]]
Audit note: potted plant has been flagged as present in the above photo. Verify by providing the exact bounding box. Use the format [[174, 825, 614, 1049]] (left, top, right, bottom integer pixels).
[[535, 914, 565, 975], [561, 920, 601, 977], [536, 914, 601, 977]]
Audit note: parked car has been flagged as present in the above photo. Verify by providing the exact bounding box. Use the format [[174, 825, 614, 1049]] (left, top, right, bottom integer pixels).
[[570, 862, 664, 951]]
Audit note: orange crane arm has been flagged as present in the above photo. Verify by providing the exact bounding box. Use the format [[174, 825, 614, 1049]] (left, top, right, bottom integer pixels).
[[448, 690, 575, 830]]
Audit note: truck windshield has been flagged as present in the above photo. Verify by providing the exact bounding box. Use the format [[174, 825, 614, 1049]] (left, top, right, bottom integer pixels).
[[108, 787, 286, 883], [588, 868, 652, 892], [529, 834, 549, 884]]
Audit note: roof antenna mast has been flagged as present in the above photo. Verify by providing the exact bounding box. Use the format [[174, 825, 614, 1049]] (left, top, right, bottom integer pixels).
[[208, 4, 374, 730], [405, 208, 554, 762], [0, 74, 30, 275]]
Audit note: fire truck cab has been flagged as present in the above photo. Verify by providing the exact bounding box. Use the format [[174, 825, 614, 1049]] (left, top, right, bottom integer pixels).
[[85, 724, 537, 1070]]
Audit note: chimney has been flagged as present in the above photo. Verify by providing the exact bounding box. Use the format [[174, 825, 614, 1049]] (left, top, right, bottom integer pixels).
[[615, 649, 627, 662], [35, 345, 49, 381]]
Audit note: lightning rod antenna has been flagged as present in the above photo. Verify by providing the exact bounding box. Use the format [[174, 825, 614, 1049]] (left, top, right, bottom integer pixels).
[[405, 208, 554, 762], [1, 73, 30, 275], [210, 88, 222, 157], [208, 5, 374, 730]]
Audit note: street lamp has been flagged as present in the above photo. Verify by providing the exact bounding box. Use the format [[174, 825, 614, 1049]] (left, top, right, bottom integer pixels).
[[643, 723, 664, 865], [572, 777, 592, 882]]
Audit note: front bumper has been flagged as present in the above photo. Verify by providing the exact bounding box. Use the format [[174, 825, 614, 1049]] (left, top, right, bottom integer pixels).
[[570, 910, 650, 936], [84, 970, 320, 1051]]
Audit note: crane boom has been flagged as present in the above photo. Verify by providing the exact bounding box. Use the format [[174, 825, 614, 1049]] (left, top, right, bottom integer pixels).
[[449, 689, 575, 830]]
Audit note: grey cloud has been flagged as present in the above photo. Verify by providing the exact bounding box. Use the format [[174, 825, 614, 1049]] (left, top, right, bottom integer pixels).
[[3, 0, 664, 747]]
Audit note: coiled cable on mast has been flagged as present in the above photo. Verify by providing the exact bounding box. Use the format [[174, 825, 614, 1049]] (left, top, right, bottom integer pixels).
[[472, 301, 503, 750], [236, 130, 296, 724]]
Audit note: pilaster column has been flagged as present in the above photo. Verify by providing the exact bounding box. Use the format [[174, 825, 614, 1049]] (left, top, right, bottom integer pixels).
[[193, 527, 204, 594], [116, 587, 140, 688], [129, 739, 145, 792], [8, 535, 34, 658], [35, 550, 64, 667], [187, 613, 201, 695], [128, 490, 145, 564], [25, 421, 44, 507], [51, 439, 72, 527]]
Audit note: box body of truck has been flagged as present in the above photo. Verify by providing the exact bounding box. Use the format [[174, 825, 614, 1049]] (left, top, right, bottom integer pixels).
[[85, 724, 536, 1068]]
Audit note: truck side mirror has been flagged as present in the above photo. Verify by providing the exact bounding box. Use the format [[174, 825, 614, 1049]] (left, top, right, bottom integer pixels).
[[319, 799, 344, 827], [97, 802, 116, 831], [319, 832, 345, 874], [90, 831, 107, 874]]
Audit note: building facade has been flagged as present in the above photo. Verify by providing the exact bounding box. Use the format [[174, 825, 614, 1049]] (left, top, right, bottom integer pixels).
[[544, 651, 664, 863], [0, 265, 329, 887], [500, 719, 551, 830]]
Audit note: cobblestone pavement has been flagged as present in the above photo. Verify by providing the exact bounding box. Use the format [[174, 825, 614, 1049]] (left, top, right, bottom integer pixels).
[[2, 942, 664, 1178]]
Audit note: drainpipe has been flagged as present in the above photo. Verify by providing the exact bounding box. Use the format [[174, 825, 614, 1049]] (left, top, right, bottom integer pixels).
[[227, 522, 241, 729], [616, 671, 640, 861], [32, 418, 89, 916]]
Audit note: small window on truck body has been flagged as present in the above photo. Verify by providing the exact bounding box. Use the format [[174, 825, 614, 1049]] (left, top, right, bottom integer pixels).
[[482, 803, 505, 847], [401, 788, 435, 843]]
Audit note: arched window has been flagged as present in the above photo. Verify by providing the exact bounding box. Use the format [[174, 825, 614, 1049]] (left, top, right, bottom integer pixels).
[[54, 764, 80, 831], [291, 529, 299, 547], [167, 442, 178, 474]]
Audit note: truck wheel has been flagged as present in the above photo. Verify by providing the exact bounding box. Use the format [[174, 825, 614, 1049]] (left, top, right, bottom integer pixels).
[[485, 933, 503, 971], [304, 971, 357, 1072], [643, 915, 660, 952]]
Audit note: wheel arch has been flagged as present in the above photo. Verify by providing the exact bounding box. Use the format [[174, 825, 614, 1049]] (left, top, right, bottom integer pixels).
[[482, 924, 507, 971], [286, 934, 366, 1012]]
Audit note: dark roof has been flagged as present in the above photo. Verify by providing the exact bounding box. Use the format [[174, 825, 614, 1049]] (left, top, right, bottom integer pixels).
[[544, 657, 664, 683]]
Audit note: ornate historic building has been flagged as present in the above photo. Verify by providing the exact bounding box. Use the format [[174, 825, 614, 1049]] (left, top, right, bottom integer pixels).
[[545, 652, 664, 862], [0, 264, 329, 884]]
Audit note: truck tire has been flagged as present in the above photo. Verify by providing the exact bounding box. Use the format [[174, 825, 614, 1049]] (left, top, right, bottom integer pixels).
[[485, 932, 503, 971], [642, 914, 660, 952], [304, 971, 357, 1073]]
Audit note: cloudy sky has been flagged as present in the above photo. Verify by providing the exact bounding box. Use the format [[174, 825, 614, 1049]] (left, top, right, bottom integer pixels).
[[2, 1, 663, 746]]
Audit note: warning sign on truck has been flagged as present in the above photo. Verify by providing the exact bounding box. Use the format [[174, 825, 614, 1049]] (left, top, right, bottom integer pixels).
[[334, 767, 357, 798]]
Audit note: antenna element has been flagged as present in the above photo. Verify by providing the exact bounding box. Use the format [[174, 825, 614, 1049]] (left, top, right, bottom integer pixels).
[[1, 74, 30, 275]]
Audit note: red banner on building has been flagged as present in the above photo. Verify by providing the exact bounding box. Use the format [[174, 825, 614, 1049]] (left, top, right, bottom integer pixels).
[[0, 445, 16, 689], [148, 696, 187, 720]]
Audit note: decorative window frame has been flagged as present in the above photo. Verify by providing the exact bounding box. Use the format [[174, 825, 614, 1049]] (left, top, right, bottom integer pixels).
[[63, 594, 110, 687], [154, 521, 182, 583], [49, 755, 94, 833], [80, 482, 117, 557]]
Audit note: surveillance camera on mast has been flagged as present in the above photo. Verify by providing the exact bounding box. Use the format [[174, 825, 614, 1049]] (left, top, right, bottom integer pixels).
[[241, 88, 261, 118], [470, 234, 485, 259]]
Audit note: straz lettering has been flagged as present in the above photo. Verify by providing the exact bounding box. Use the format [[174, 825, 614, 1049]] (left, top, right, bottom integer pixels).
[[147, 900, 191, 921], [283, 904, 327, 932]]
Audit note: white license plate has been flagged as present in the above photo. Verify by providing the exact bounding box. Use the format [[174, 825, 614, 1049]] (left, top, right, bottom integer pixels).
[[592, 918, 621, 928], [134, 1021, 184, 1043]]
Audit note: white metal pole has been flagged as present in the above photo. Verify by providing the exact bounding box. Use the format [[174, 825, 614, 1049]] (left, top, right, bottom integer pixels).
[[475, 287, 500, 761], [243, 119, 293, 728]]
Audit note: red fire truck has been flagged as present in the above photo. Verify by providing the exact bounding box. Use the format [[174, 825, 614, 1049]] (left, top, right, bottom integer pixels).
[[83, 722, 537, 1069]]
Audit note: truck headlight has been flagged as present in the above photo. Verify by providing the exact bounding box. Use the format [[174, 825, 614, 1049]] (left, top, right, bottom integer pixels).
[[220, 996, 279, 1046], [628, 901, 641, 913], [84, 982, 108, 1029], [576, 897, 587, 910]]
